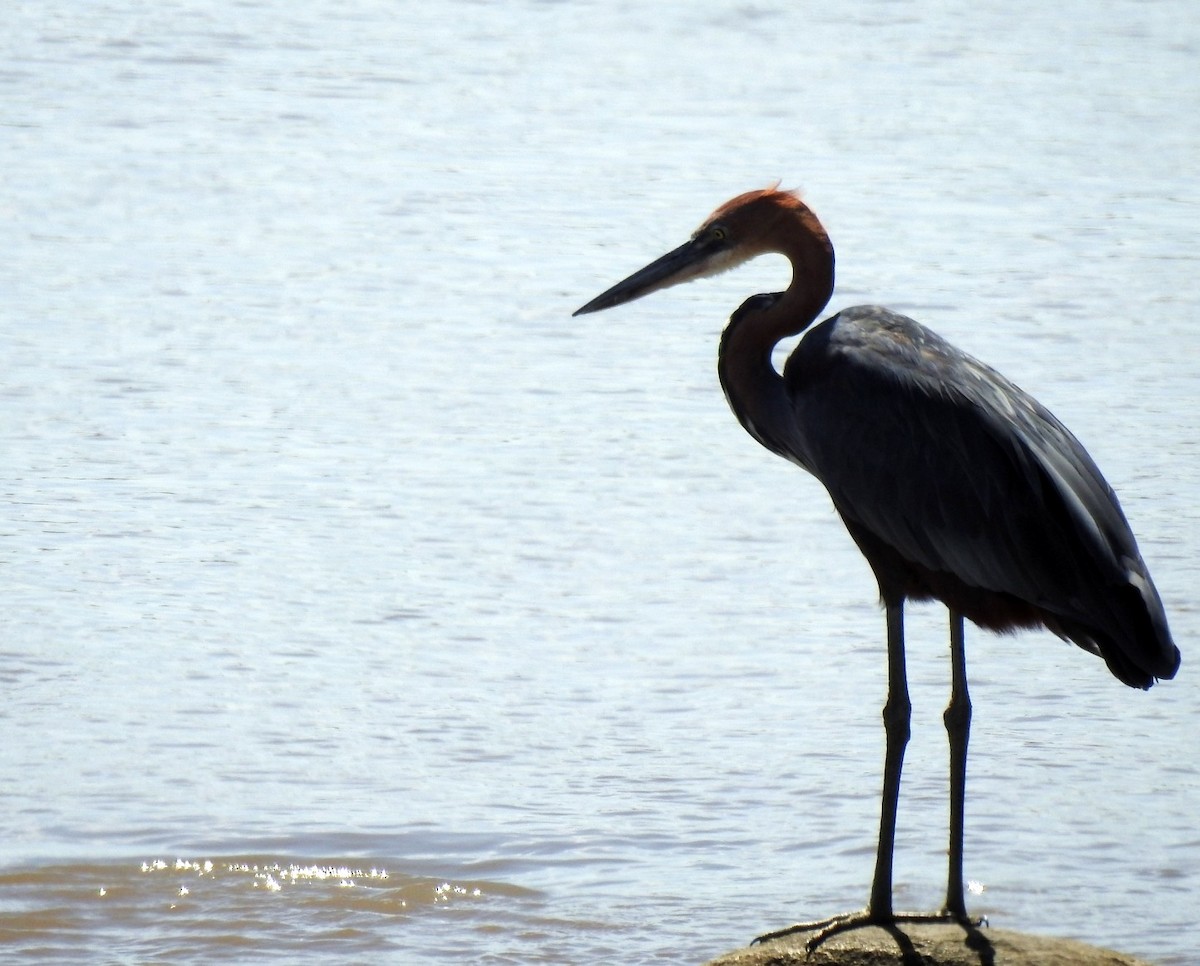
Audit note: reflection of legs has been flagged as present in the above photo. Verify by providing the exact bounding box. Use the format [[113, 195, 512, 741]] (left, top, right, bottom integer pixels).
[[943, 610, 971, 918]]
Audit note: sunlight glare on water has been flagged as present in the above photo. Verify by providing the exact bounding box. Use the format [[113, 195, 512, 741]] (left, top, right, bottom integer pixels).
[[2, 0, 1198, 963]]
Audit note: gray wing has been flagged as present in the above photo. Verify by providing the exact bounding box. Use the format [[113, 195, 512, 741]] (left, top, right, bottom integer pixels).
[[786, 306, 1177, 682]]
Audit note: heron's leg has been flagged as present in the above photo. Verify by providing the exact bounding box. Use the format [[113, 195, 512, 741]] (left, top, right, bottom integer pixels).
[[754, 606, 982, 952], [752, 602, 912, 949], [868, 599, 910, 918], [943, 609, 971, 918]]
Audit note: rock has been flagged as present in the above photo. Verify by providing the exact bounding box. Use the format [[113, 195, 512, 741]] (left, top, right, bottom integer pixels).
[[702, 922, 1153, 966]]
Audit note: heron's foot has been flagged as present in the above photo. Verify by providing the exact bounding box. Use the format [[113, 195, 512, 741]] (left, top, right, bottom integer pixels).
[[752, 907, 983, 954], [751, 913, 847, 947]]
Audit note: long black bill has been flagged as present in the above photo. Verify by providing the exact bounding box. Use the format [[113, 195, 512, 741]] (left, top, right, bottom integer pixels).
[[573, 236, 717, 316]]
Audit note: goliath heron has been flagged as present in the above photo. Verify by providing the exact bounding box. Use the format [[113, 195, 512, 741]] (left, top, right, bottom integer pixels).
[[573, 187, 1179, 949]]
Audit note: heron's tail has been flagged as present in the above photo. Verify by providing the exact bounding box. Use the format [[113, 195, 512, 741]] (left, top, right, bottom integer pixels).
[[1060, 571, 1179, 690]]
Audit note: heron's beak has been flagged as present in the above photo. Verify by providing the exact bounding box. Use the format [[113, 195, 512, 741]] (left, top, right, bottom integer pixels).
[[573, 235, 721, 316]]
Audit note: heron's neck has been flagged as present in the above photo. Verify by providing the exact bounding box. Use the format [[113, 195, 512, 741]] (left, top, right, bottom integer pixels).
[[717, 227, 833, 463]]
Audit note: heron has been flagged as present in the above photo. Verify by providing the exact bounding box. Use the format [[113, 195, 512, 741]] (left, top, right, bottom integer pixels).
[[573, 186, 1180, 949]]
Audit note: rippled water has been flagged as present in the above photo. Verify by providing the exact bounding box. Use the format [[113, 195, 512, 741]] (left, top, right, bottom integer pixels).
[[3, 1, 1199, 963]]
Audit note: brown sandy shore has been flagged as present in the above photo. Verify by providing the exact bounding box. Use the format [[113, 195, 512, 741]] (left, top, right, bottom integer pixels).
[[702, 922, 1153, 966]]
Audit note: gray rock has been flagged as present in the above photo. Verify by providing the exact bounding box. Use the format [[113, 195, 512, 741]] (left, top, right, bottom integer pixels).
[[703, 923, 1153, 966]]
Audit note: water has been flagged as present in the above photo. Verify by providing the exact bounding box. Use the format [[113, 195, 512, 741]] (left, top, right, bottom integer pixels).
[[3, 1, 1198, 962]]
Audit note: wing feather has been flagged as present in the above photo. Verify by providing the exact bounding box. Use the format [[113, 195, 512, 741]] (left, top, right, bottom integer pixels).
[[786, 306, 1165, 669]]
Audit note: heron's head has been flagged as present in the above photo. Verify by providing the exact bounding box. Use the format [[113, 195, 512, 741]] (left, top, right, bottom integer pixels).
[[573, 186, 813, 316]]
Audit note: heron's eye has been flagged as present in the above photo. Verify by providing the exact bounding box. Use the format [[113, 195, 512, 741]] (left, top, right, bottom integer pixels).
[[711, 225, 728, 241]]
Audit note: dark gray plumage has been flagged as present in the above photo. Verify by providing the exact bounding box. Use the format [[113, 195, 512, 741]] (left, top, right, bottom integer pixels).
[[776, 303, 1177, 689]]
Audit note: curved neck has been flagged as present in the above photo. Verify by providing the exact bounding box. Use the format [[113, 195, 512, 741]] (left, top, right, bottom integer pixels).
[[717, 210, 834, 462]]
